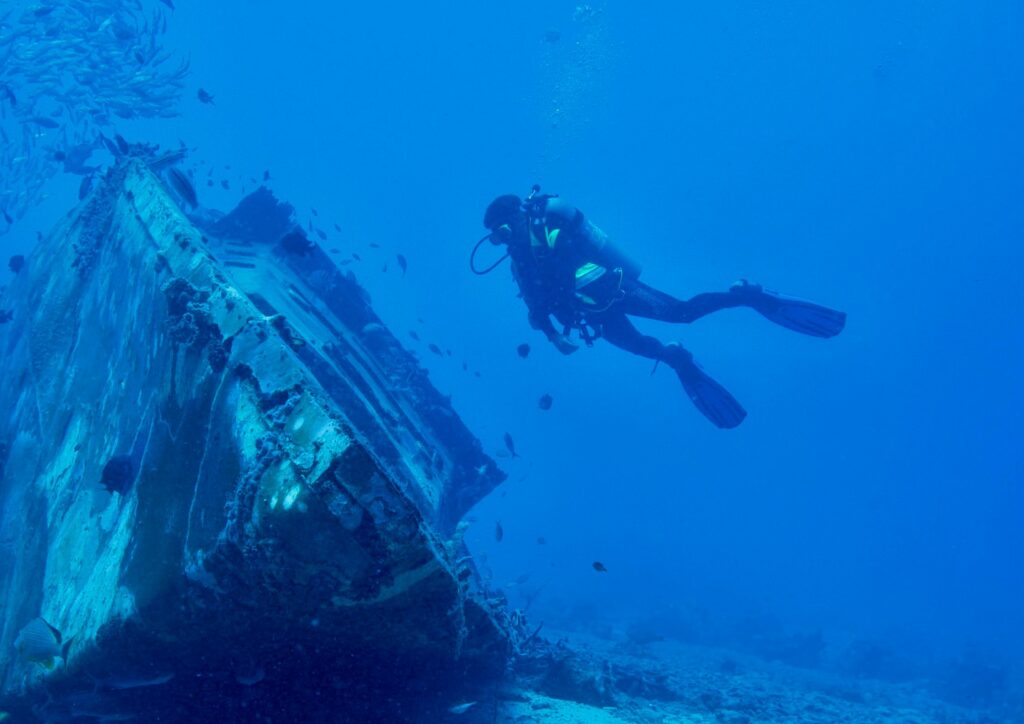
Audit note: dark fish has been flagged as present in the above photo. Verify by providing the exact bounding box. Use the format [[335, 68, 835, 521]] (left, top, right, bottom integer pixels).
[[315, 229, 327, 240], [544, 30, 561, 43], [263, 170, 271, 181], [221, 179, 230, 190], [538, 393, 553, 411], [197, 88, 215, 104], [503, 432, 519, 458], [34, 6, 56, 17], [207, 179, 214, 187], [428, 343, 443, 356], [280, 230, 314, 256], [28, 116, 59, 129], [8, 255, 25, 274], [311, 207, 318, 216], [352, 252, 361, 261], [517, 343, 530, 358], [462, 362, 468, 371], [2, 209, 12, 224], [537, 536, 547, 545], [0, 310, 12, 324], [166, 168, 197, 208], [369, 242, 380, 248], [382, 263, 388, 272], [409, 330, 420, 341], [495, 521, 504, 542], [593, 561, 608, 573], [397, 254, 408, 276], [329, 248, 340, 254], [1, 84, 17, 107], [159, 0, 175, 10], [78, 175, 94, 200], [333, 223, 341, 232], [100, 455, 134, 495]]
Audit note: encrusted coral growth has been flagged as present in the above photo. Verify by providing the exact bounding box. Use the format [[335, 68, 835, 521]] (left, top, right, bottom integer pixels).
[[161, 277, 222, 353]]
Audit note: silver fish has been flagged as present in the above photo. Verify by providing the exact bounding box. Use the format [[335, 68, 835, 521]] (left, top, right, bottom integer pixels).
[[14, 617, 72, 668]]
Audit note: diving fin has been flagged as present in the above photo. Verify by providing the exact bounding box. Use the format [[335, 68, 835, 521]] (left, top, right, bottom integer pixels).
[[666, 344, 747, 429], [731, 281, 846, 338]]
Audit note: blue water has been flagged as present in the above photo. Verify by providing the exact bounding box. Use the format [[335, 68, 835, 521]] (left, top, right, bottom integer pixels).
[[2, 0, 1022, 712]]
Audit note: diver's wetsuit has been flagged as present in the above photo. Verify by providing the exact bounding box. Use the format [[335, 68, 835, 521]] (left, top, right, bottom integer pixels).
[[508, 197, 743, 366]]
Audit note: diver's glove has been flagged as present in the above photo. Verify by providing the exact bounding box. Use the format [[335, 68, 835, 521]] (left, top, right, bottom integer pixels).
[[548, 333, 579, 355]]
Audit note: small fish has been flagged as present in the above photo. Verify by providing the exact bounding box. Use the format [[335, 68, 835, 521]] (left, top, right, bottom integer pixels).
[[517, 343, 530, 358], [369, 242, 380, 248], [8, 255, 25, 274], [94, 672, 175, 690], [329, 248, 341, 254], [197, 88, 215, 104], [537, 536, 547, 545], [495, 521, 504, 542], [221, 179, 230, 190], [351, 252, 361, 261], [503, 432, 519, 458], [159, 0, 175, 10], [315, 229, 327, 241], [448, 702, 477, 715], [14, 617, 72, 669], [311, 207, 319, 216], [544, 30, 561, 43], [381, 263, 388, 272], [593, 561, 608, 573], [462, 362, 468, 371], [397, 253, 408, 276], [538, 393, 553, 411], [333, 223, 341, 232], [1, 84, 17, 107], [428, 343, 443, 356], [409, 330, 420, 341], [34, 5, 56, 16], [28, 116, 59, 129], [78, 175, 94, 200], [263, 169, 271, 181], [0, 310, 12, 324]]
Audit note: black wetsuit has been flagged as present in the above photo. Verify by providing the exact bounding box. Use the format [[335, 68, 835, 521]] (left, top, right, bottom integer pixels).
[[510, 197, 744, 366]]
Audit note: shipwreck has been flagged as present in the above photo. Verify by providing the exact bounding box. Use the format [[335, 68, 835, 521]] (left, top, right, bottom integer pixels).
[[0, 158, 514, 721]]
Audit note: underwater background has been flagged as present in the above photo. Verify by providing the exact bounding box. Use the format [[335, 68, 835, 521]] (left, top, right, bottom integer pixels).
[[1, 0, 1021, 717]]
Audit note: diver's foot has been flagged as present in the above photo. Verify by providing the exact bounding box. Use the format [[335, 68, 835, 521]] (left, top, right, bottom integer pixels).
[[666, 344, 747, 429], [730, 281, 846, 338]]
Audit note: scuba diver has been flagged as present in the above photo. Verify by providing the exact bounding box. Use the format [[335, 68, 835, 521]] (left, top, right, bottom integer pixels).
[[472, 186, 846, 429]]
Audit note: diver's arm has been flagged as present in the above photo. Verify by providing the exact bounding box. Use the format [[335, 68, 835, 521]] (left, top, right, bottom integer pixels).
[[528, 309, 578, 355]]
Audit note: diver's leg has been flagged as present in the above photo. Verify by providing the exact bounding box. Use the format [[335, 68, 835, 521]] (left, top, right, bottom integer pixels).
[[619, 280, 846, 337], [598, 313, 746, 428], [617, 281, 744, 323]]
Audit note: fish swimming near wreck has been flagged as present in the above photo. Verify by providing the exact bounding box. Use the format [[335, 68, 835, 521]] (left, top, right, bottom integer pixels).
[[14, 617, 73, 669]]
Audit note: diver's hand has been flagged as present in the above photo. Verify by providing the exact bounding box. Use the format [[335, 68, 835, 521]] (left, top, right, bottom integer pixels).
[[549, 334, 579, 355]]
